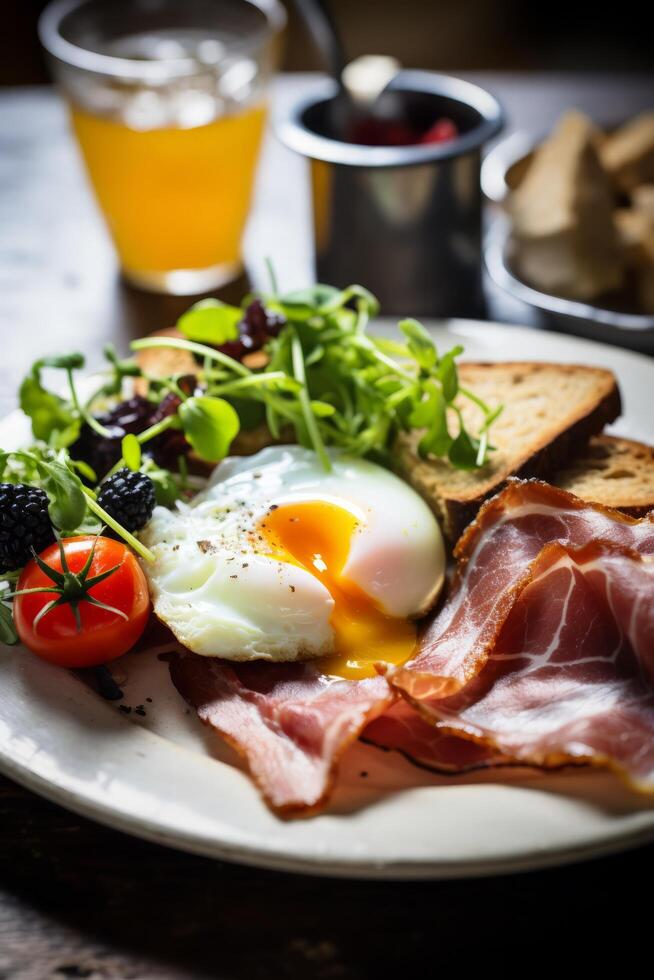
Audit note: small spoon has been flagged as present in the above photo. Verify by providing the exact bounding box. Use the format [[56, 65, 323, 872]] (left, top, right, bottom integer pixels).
[[292, 0, 402, 132], [292, 0, 348, 95], [341, 54, 402, 110]]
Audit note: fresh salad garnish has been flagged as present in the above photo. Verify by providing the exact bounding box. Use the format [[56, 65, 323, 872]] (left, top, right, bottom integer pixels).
[[134, 281, 502, 471], [0, 276, 502, 664]]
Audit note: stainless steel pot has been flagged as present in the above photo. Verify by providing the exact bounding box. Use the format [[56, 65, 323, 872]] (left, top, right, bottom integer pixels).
[[277, 71, 504, 316]]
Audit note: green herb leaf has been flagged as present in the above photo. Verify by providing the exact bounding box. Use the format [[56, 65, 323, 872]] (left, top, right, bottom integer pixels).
[[40, 459, 87, 531], [19, 374, 80, 446], [373, 337, 410, 358], [178, 396, 240, 462], [178, 299, 241, 345], [147, 467, 180, 507], [0, 602, 18, 645], [415, 385, 451, 459], [264, 256, 279, 295], [310, 400, 336, 418], [448, 427, 481, 469], [281, 285, 341, 310], [290, 332, 331, 471], [102, 345, 141, 395], [399, 319, 437, 372], [437, 346, 464, 401], [319, 284, 380, 318], [69, 458, 97, 483], [122, 434, 141, 471], [408, 381, 441, 428], [36, 353, 85, 371], [132, 336, 250, 377]]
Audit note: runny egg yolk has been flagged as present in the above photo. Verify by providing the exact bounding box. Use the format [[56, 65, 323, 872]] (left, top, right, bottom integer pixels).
[[258, 500, 416, 680]]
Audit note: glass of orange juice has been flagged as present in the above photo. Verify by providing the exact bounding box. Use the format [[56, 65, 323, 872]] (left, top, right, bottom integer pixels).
[[39, 0, 286, 294]]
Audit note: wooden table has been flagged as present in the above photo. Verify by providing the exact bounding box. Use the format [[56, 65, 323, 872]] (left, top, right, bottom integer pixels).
[[1, 73, 653, 977]]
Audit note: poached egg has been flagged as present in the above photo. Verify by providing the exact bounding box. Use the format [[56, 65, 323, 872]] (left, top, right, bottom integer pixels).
[[141, 446, 445, 678]]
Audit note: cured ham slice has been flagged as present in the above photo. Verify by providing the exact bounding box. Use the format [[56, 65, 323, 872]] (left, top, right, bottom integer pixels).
[[162, 482, 654, 813], [421, 541, 654, 790], [169, 655, 393, 814], [363, 699, 505, 772], [391, 481, 654, 708]]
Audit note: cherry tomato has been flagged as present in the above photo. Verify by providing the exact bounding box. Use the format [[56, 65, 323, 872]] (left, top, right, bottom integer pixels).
[[14, 536, 150, 668]]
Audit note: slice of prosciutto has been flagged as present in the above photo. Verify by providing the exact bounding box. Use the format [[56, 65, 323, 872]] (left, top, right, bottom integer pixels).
[[391, 480, 654, 708], [169, 656, 393, 814], [363, 698, 505, 773], [420, 541, 654, 790]]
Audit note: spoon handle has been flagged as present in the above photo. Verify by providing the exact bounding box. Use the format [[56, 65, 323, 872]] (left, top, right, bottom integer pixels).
[[292, 0, 347, 87]]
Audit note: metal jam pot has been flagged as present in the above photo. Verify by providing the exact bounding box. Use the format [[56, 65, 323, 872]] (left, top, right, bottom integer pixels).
[[278, 71, 504, 316]]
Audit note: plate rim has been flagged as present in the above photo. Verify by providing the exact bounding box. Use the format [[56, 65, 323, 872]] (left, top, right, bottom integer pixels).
[[2, 317, 654, 879], [4, 747, 654, 880]]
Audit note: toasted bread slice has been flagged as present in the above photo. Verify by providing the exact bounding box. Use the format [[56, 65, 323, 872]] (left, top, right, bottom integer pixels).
[[394, 361, 621, 542], [553, 434, 654, 517]]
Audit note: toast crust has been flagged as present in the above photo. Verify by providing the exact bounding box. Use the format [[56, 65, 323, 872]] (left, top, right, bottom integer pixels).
[[394, 362, 621, 542], [554, 434, 654, 517]]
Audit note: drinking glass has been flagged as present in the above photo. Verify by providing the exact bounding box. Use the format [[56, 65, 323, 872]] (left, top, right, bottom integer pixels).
[[39, 0, 286, 294]]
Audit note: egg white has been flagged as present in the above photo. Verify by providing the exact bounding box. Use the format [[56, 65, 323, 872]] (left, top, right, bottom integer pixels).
[[140, 446, 445, 661]]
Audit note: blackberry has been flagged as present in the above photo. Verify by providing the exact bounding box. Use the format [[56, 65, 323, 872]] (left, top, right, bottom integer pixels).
[[217, 338, 248, 361], [70, 388, 195, 478], [70, 396, 153, 479], [210, 301, 286, 363], [97, 469, 156, 533], [239, 300, 285, 352], [0, 484, 55, 573], [147, 391, 191, 469]]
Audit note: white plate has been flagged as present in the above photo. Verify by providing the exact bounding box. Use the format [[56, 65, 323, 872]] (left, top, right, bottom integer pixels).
[[2, 320, 654, 879]]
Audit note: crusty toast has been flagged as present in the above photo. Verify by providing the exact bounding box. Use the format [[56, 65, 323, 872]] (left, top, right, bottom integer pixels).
[[553, 434, 654, 517], [394, 361, 621, 542]]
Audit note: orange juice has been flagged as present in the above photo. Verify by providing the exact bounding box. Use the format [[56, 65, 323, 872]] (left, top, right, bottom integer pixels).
[[70, 102, 267, 284]]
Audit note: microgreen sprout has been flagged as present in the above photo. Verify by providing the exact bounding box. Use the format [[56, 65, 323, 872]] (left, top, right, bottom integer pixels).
[[128, 283, 502, 471]]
